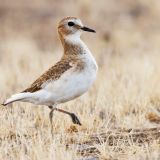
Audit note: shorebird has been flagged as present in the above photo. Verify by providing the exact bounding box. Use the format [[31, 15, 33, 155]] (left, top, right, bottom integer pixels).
[[2, 17, 98, 127]]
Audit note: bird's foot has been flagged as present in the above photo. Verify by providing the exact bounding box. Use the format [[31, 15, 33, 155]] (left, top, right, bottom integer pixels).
[[70, 113, 81, 125]]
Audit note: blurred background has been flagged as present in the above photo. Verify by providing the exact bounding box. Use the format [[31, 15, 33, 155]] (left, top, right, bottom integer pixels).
[[0, 0, 160, 160], [1, 1, 160, 159], [0, 0, 160, 105]]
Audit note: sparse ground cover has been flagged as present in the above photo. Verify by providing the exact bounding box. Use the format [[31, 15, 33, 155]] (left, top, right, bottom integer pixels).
[[0, 1, 160, 159]]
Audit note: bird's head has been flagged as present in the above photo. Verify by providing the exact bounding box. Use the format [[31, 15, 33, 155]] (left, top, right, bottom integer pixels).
[[58, 17, 95, 43]]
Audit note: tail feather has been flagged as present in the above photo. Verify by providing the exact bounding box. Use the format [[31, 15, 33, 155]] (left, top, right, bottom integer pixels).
[[2, 93, 31, 106]]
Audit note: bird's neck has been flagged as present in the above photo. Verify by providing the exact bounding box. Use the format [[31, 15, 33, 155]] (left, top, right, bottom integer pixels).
[[59, 32, 89, 57]]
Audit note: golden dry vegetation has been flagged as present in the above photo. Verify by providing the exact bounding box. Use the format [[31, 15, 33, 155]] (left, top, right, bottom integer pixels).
[[0, 0, 160, 159]]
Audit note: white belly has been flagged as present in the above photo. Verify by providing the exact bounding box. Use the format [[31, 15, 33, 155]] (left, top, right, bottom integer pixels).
[[28, 58, 97, 106], [43, 63, 97, 104]]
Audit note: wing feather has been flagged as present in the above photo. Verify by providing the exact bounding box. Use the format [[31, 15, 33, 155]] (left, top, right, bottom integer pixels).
[[22, 59, 72, 93]]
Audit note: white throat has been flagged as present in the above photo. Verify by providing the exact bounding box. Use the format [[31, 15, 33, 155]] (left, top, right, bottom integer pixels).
[[65, 31, 82, 44]]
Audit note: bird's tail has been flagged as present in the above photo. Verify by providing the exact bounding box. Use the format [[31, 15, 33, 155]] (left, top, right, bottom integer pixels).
[[2, 93, 30, 106]]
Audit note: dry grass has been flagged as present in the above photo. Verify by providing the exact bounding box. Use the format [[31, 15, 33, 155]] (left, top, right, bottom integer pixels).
[[0, 0, 160, 159]]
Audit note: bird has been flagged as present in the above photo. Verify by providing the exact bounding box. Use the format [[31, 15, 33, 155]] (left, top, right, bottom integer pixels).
[[2, 17, 98, 128]]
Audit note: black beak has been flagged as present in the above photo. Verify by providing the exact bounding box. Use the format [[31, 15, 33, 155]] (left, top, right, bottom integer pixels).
[[81, 26, 96, 33]]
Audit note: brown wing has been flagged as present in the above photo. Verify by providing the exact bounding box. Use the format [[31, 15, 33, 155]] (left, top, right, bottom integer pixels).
[[22, 59, 72, 93]]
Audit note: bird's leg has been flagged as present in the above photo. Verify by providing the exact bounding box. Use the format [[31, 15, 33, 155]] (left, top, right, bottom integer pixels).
[[49, 107, 54, 126], [54, 108, 81, 125], [48, 106, 56, 136], [48, 106, 81, 135]]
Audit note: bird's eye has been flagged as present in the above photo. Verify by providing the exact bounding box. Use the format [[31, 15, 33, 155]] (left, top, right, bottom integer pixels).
[[68, 22, 75, 26]]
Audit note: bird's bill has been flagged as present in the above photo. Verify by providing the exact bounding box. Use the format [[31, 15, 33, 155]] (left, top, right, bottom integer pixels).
[[81, 26, 96, 33]]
